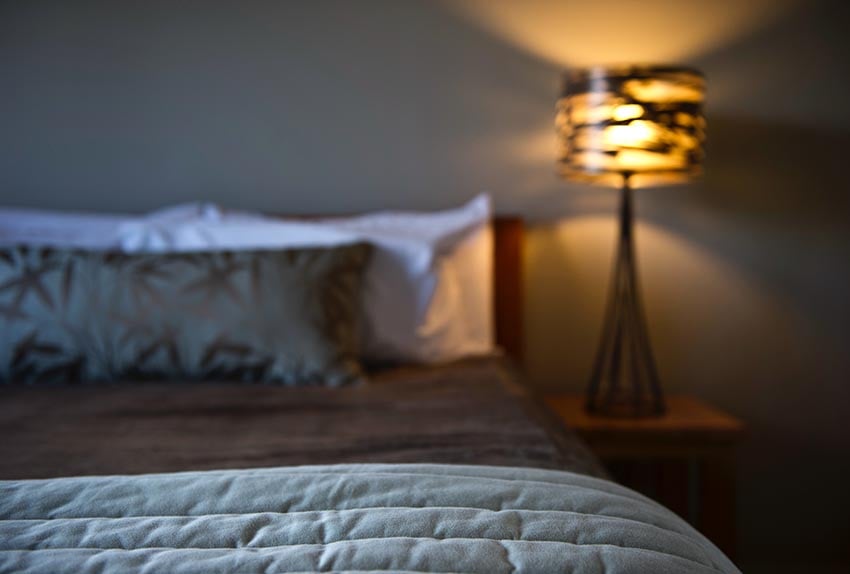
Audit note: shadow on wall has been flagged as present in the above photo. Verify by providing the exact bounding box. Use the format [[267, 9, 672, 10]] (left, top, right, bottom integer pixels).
[[649, 116, 850, 312], [647, 115, 850, 571]]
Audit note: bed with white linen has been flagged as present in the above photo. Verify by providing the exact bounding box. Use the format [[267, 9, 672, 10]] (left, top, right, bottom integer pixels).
[[0, 197, 741, 573]]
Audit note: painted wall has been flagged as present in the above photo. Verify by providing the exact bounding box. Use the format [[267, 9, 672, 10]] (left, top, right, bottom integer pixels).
[[1, 1, 848, 571]]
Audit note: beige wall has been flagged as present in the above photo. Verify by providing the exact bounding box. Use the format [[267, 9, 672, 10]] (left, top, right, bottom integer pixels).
[[2, 1, 848, 570]]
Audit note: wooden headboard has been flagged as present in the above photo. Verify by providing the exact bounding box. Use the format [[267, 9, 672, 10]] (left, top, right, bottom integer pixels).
[[493, 217, 524, 364]]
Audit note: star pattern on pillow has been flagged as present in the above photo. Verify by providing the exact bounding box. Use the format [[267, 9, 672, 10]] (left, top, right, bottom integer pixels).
[[0, 243, 369, 385], [0, 248, 61, 315]]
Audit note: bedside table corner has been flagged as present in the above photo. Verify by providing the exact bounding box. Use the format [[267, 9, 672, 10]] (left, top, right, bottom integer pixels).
[[544, 393, 745, 559]]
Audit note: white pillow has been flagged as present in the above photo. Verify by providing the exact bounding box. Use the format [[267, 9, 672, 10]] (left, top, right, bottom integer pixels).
[[315, 195, 493, 363], [0, 202, 222, 248], [116, 195, 494, 364], [0, 207, 128, 248], [141, 202, 225, 224]]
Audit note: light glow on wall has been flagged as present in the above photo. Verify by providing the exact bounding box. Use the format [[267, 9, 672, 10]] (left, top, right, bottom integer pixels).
[[444, 0, 799, 66]]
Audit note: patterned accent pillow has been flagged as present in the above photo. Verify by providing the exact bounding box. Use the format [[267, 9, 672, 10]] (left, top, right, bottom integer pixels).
[[0, 243, 371, 386]]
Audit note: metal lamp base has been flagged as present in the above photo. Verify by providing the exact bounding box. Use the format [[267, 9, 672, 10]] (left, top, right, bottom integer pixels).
[[585, 175, 665, 418]]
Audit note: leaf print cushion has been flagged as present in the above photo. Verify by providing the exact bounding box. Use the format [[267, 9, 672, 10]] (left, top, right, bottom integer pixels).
[[0, 244, 371, 386]]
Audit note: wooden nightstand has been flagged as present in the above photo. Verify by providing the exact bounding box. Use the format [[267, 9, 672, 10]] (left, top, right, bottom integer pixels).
[[544, 394, 745, 558]]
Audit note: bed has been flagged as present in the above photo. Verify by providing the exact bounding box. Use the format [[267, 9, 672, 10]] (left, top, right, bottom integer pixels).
[[0, 202, 740, 573]]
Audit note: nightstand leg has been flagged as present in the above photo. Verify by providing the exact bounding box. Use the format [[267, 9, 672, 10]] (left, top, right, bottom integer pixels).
[[657, 460, 689, 522], [699, 451, 737, 559]]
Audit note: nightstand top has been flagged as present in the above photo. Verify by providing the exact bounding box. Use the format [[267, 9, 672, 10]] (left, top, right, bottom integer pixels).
[[545, 394, 744, 442]]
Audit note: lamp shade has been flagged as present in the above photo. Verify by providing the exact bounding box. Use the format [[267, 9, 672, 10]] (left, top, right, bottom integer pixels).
[[556, 65, 706, 186]]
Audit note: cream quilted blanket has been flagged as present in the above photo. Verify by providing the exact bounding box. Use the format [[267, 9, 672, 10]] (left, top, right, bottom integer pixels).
[[0, 464, 740, 573]]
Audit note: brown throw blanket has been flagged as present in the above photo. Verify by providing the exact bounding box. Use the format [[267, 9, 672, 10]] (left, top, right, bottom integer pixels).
[[0, 357, 604, 479]]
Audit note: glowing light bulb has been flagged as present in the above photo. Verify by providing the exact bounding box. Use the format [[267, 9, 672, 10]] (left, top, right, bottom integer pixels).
[[612, 104, 644, 121], [604, 120, 659, 148]]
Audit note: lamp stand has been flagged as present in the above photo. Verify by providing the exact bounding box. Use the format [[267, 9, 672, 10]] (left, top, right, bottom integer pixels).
[[585, 174, 665, 417]]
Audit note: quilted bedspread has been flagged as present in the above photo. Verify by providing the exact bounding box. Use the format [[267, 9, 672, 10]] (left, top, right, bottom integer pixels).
[[0, 463, 739, 574]]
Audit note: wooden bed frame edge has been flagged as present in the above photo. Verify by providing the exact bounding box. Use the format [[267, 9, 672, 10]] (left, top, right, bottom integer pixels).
[[493, 216, 524, 364]]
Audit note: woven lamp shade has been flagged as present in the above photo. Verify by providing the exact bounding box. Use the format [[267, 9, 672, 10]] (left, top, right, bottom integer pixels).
[[556, 65, 706, 187]]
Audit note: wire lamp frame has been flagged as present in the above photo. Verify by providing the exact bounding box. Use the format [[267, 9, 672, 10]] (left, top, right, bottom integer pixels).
[[556, 65, 706, 417]]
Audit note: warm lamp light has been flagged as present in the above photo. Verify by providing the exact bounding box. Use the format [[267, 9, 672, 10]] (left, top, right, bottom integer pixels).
[[557, 65, 705, 187], [556, 65, 706, 417]]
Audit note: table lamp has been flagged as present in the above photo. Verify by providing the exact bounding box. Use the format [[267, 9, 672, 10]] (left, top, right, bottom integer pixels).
[[555, 65, 706, 417]]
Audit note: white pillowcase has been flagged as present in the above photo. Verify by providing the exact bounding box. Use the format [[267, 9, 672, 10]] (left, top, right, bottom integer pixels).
[[117, 195, 494, 364], [316, 196, 493, 363], [0, 207, 129, 248], [0, 202, 223, 248]]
